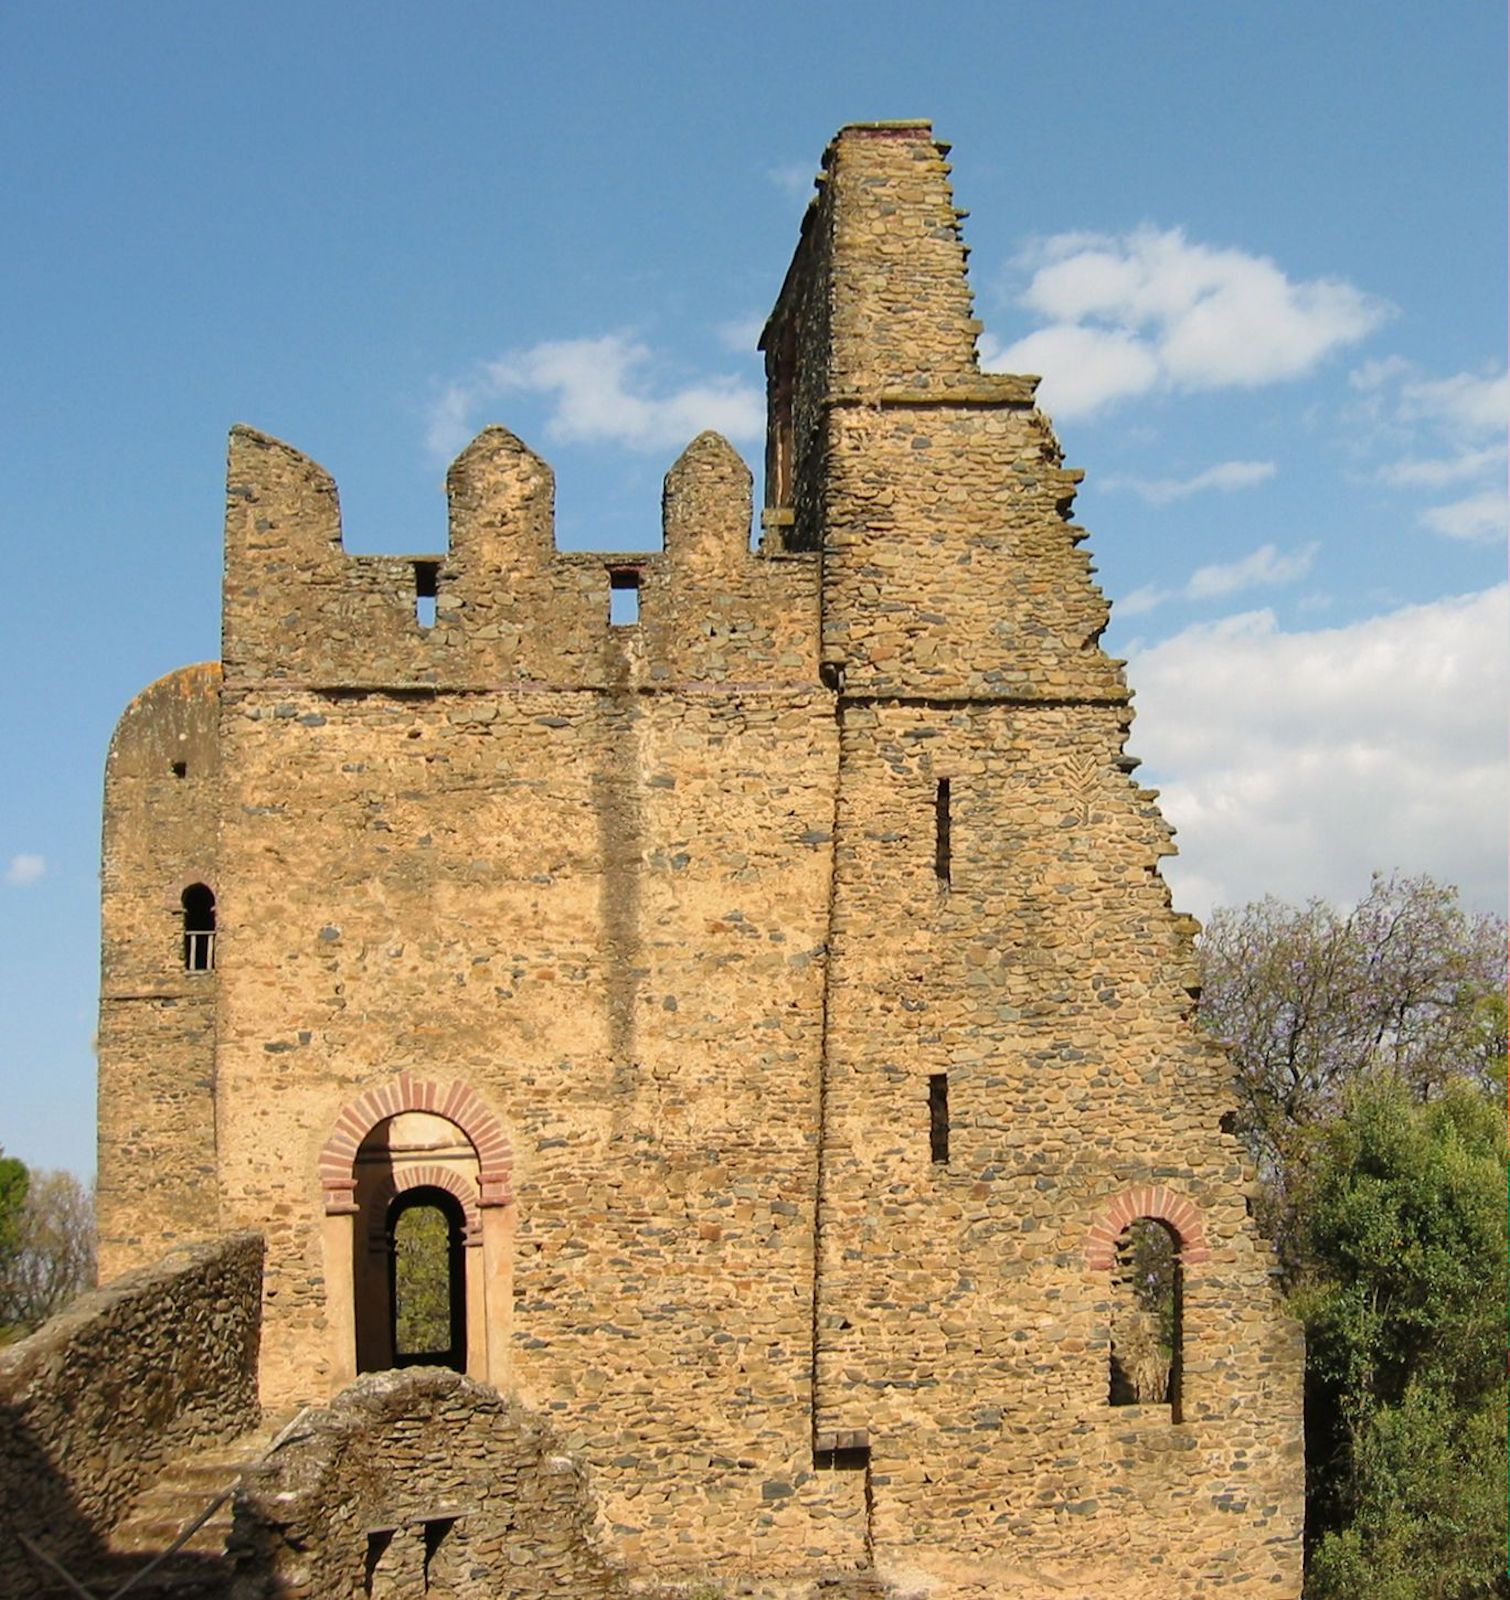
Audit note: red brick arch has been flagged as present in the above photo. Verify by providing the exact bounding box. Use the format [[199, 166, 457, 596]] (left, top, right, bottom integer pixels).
[[319, 1073, 513, 1214], [1084, 1185, 1211, 1271], [367, 1162, 482, 1241]]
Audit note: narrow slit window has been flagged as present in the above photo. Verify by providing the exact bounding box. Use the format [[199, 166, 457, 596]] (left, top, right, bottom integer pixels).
[[414, 562, 439, 629], [934, 778, 952, 886], [609, 569, 641, 627], [929, 1073, 949, 1163], [181, 883, 216, 973]]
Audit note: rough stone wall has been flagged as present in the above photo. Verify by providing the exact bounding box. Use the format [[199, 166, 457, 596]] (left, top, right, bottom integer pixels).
[[230, 1369, 650, 1599], [0, 1233, 262, 1593], [208, 426, 861, 1578], [92, 120, 1305, 1598], [796, 121, 1302, 1597], [97, 662, 222, 1278]]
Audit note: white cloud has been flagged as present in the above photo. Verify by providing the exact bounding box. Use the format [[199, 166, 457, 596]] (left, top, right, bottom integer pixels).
[[1377, 444, 1505, 489], [1107, 458, 1276, 506], [5, 853, 45, 887], [1420, 489, 1507, 543], [1398, 369, 1510, 439], [985, 227, 1392, 419], [716, 313, 767, 353], [980, 324, 1159, 419], [766, 162, 816, 201], [1347, 361, 1508, 539], [1125, 585, 1509, 919], [1115, 541, 1317, 618], [427, 334, 764, 462], [1185, 541, 1319, 599]]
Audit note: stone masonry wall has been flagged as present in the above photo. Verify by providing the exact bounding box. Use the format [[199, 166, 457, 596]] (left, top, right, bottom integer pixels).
[[92, 121, 1305, 1599], [799, 123, 1303, 1596], [98, 663, 222, 1278], [0, 1232, 262, 1593], [229, 1369, 651, 1600], [209, 425, 864, 1581]]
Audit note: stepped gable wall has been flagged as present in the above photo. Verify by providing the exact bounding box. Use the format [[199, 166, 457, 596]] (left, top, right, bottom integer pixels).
[[0, 1233, 262, 1594]]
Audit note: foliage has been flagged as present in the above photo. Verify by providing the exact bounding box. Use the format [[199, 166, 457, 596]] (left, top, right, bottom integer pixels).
[[1295, 1080, 1507, 1599], [0, 1167, 96, 1336], [1199, 871, 1506, 1271], [1200, 873, 1508, 1600], [0, 1147, 27, 1269], [393, 1203, 453, 1358]]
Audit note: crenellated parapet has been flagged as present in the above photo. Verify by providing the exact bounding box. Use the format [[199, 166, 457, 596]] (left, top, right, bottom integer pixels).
[[221, 425, 819, 693]]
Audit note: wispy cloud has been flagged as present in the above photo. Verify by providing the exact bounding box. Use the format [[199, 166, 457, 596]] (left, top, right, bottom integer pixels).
[[766, 162, 816, 201], [1420, 490, 1507, 544], [1348, 360, 1508, 542], [427, 334, 764, 462], [982, 226, 1392, 419], [1117, 541, 1318, 618], [716, 313, 767, 353], [1125, 585, 1509, 918], [1105, 458, 1276, 506], [5, 853, 45, 887]]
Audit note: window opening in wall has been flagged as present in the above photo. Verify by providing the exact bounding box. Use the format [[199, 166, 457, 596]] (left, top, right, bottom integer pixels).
[[765, 314, 797, 515], [170, 760, 188, 779], [363, 1529, 394, 1595], [934, 778, 952, 886], [181, 883, 216, 972], [422, 1518, 456, 1590], [1109, 1217, 1182, 1419], [929, 1073, 950, 1163], [388, 1188, 467, 1371], [609, 568, 641, 627], [814, 1443, 871, 1471], [413, 562, 439, 629]]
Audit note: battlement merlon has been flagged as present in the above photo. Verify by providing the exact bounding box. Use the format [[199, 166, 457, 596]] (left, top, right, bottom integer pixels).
[[219, 425, 820, 691]]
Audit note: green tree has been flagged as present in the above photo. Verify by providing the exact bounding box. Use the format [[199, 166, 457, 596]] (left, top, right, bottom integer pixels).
[[1199, 874, 1508, 1599], [0, 1148, 27, 1271], [1199, 872, 1506, 1271], [1296, 1081, 1507, 1599], [0, 1168, 96, 1335]]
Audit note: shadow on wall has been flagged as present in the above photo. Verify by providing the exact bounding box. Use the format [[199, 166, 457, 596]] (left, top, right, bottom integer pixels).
[[0, 1233, 264, 1596]]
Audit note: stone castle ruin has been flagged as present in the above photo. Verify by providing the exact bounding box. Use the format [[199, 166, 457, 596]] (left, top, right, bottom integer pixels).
[[3, 122, 1303, 1597]]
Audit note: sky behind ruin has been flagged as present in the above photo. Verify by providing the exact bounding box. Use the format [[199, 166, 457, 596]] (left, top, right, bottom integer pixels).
[[1, 1, 1504, 1178]]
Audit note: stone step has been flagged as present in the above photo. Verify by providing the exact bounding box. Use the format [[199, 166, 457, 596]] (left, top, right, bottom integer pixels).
[[108, 1408, 303, 1561]]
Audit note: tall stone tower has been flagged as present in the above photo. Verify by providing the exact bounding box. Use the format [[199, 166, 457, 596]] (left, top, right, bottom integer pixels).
[[96, 123, 1303, 1597]]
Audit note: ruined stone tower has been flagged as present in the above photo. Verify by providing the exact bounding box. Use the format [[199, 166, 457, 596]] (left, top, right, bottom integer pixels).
[[96, 123, 1303, 1596]]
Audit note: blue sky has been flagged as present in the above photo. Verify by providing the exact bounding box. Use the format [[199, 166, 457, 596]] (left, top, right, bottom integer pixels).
[[1, 2, 1504, 1180]]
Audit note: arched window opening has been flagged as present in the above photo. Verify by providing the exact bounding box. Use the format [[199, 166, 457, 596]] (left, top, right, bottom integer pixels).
[[181, 883, 216, 972], [388, 1188, 466, 1371], [1109, 1217, 1182, 1418]]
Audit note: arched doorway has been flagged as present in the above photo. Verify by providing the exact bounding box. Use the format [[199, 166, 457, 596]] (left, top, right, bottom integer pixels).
[[320, 1075, 514, 1392], [388, 1186, 467, 1371]]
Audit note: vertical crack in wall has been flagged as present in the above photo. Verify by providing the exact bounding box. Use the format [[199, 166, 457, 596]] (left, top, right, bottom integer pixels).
[[594, 681, 642, 1092]]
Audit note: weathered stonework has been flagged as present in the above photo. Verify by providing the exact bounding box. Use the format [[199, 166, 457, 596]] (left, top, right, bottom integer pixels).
[[95, 122, 1304, 1596], [0, 1233, 263, 1594]]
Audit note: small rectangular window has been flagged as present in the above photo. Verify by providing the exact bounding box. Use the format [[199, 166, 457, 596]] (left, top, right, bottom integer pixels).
[[609, 568, 641, 627], [171, 760, 188, 779], [934, 778, 952, 886], [929, 1073, 949, 1163], [414, 562, 439, 629]]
